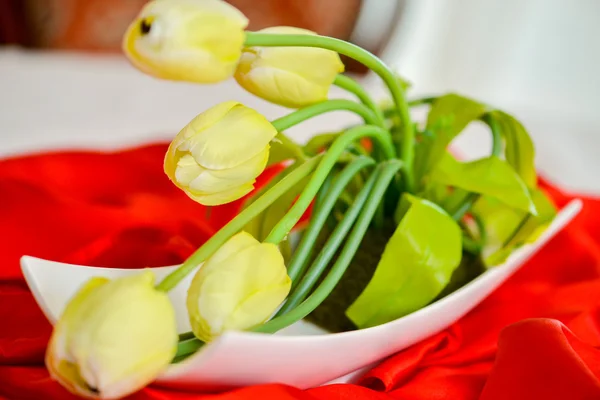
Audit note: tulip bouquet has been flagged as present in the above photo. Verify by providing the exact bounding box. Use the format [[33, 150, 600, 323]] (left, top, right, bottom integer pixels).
[[44, 0, 557, 398]]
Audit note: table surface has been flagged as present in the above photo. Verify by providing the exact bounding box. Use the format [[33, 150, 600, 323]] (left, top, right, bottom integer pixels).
[[1, 48, 598, 195]]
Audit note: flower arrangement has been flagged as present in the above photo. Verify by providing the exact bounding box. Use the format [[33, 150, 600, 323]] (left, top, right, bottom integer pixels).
[[45, 0, 557, 398]]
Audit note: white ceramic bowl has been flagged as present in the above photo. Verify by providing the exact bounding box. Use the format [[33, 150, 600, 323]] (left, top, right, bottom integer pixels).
[[21, 199, 581, 390]]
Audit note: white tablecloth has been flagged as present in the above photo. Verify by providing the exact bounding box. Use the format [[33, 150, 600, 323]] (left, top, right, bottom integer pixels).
[[1, 49, 598, 195]]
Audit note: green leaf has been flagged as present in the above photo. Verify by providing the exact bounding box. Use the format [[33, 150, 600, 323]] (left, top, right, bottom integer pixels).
[[267, 139, 298, 167], [419, 181, 453, 209], [510, 189, 556, 244], [347, 194, 462, 328], [486, 110, 537, 188], [474, 189, 557, 266], [267, 133, 306, 167], [435, 250, 485, 299], [472, 196, 521, 263], [303, 132, 341, 156], [429, 153, 537, 215], [414, 94, 487, 183]]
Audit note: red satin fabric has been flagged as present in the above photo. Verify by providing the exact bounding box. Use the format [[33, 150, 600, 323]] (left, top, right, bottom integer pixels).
[[0, 144, 599, 400]]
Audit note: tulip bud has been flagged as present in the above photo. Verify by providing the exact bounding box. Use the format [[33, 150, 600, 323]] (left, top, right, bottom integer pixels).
[[187, 231, 291, 342], [122, 0, 248, 83], [164, 101, 278, 205], [234, 26, 345, 108], [46, 271, 177, 399]]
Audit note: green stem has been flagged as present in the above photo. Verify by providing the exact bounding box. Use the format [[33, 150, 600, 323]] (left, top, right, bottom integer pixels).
[[441, 188, 465, 213], [462, 236, 482, 254], [254, 160, 403, 333], [244, 32, 414, 193], [277, 162, 382, 316], [452, 193, 480, 221], [457, 211, 486, 255], [337, 191, 356, 208], [482, 112, 503, 158], [263, 125, 396, 245], [271, 99, 380, 131], [155, 155, 323, 292], [178, 332, 196, 341], [473, 212, 487, 243], [333, 75, 387, 162], [333, 74, 385, 126], [383, 96, 435, 119], [313, 170, 335, 211], [408, 96, 436, 107], [502, 214, 531, 248], [174, 337, 204, 360], [286, 156, 375, 286], [348, 142, 371, 157]]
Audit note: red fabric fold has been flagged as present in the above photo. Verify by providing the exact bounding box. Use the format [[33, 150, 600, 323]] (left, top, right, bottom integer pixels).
[[480, 319, 600, 400], [0, 144, 599, 400]]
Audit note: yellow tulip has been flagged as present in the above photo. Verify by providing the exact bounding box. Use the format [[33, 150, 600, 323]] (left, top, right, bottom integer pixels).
[[234, 26, 345, 108], [123, 0, 248, 83], [164, 101, 278, 205], [46, 271, 178, 399], [187, 231, 291, 342]]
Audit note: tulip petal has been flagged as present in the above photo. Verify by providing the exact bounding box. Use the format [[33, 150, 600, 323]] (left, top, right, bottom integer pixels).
[[228, 281, 291, 331], [186, 182, 256, 206], [181, 101, 239, 141], [164, 102, 273, 205], [243, 67, 329, 108], [46, 277, 110, 396], [200, 231, 259, 273], [235, 26, 344, 108], [247, 30, 344, 85], [174, 154, 204, 186], [186, 104, 277, 169], [123, 0, 248, 84], [220, 243, 290, 331], [47, 271, 178, 399], [187, 235, 290, 341], [68, 272, 175, 390], [143, 0, 248, 31], [188, 147, 268, 193]]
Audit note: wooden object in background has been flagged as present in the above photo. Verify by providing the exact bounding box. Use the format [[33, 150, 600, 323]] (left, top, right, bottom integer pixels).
[[20, 0, 359, 49]]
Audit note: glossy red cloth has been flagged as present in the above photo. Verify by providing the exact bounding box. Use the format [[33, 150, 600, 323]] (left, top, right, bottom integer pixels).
[[0, 144, 599, 400]]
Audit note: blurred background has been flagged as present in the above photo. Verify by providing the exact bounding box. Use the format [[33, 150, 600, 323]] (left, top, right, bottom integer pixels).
[[1, 0, 599, 193]]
